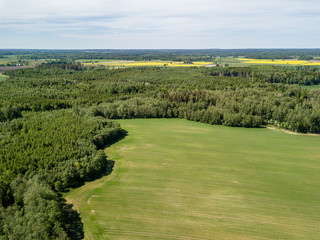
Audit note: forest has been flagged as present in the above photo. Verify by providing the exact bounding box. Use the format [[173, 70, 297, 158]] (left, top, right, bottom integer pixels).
[[0, 54, 320, 239]]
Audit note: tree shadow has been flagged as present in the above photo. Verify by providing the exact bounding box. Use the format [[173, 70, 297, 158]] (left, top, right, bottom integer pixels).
[[61, 199, 85, 240], [97, 129, 128, 150]]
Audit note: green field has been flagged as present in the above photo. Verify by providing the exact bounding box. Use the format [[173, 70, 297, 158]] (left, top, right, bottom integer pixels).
[[66, 119, 320, 240], [0, 55, 18, 65], [0, 75, 8, 81], [301, 84, 320, 90]]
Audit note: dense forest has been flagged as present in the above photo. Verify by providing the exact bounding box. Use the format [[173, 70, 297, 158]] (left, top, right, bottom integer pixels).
[[0, 110, 125, 239], [2, 62, 320, 132], [1, 57, 320, 239]]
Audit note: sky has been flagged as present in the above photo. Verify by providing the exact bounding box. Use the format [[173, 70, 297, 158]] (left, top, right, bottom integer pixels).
[[0, 0, 319, 49]]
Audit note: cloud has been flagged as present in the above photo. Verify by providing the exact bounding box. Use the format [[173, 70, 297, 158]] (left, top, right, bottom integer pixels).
[[0, 0, 320, 48]]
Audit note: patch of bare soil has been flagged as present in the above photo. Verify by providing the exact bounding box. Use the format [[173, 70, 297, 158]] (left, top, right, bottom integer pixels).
[[267, 126, 319, 136], [0, 66, 34, 74]]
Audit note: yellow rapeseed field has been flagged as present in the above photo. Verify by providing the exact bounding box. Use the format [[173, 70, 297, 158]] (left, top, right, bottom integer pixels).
[[237, 58, 320, 65]]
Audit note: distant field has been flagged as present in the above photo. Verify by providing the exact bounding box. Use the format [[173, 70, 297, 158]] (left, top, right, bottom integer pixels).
[[0, 55, 45, 67], [238, 58, 320, 66], [0, 55, 18, 65], [78, 57, 320, 68], [66, 119, 320, 240], [79, 60, 214, 67], [0, 66, 34, 75], [0, 75, 7, 81]]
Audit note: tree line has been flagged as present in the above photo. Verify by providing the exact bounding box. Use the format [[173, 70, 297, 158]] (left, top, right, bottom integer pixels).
[[209, 65, 320, 85]]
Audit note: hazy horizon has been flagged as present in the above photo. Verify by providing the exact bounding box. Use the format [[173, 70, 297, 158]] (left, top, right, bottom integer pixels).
[[1, 48, 320, 50]]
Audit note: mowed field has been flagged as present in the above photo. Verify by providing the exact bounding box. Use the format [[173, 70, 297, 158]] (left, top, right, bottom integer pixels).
[[66, 119, 320, 240]]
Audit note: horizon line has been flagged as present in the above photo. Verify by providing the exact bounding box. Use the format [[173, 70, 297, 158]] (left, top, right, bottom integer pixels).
[[1, 48, 320, 51]]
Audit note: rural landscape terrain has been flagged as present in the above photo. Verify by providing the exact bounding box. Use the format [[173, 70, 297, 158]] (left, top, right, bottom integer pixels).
[[0, 49, 320, 239]]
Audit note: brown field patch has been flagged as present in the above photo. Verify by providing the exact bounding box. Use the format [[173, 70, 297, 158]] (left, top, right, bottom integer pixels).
[[0, 66, 35, 75]]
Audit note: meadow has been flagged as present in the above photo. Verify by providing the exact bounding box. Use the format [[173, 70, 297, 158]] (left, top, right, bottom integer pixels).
[[300, 84, 320, 90], [0, 75, 7, 81], [66, 119, 320, 240], [0, 55, 18, 65]]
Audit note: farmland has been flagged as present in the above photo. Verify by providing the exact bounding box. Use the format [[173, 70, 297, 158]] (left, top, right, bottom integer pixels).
[[3, 50, 320, 69], [238, 58, 320, 66], [66, 119, 320, 240], [78, 57, 320, 68], [80, 60, 214, 67]]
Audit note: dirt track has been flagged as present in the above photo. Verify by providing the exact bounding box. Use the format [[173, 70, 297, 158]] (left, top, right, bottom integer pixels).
[[267, 126, 319, 136]]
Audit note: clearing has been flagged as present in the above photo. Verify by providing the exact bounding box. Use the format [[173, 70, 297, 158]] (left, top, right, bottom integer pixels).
[[0, 75, 7, 81], [301, 85, 320, 90]]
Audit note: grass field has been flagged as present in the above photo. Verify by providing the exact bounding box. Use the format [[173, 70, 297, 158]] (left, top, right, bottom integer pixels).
[[301, 84, 320, 90], [0, 55, 18, 65], [66, 119, 320, 240], [0, 75, 8, 81]]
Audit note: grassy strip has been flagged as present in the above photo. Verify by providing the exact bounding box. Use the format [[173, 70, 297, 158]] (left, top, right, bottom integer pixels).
[[0, 75, 7, 81], [301, 84, 320, 90]]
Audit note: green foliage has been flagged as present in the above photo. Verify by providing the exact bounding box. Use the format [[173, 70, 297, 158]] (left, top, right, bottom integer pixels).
[[1, 176, 68, 239], [0, 110, 123, 176], [2, 64, 320, 133], [0, 110, 125, 239], [209, 65, 320, 85]]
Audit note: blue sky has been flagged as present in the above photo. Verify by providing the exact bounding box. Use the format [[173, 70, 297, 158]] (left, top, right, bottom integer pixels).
[[0, 0, 319, 49]]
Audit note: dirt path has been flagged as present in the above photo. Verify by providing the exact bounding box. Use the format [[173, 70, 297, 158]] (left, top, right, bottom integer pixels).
[[267, 126, 319, 136]]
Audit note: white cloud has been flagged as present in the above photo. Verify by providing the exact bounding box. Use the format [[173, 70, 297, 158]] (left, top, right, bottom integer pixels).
[[0, 0, 320, 48]]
